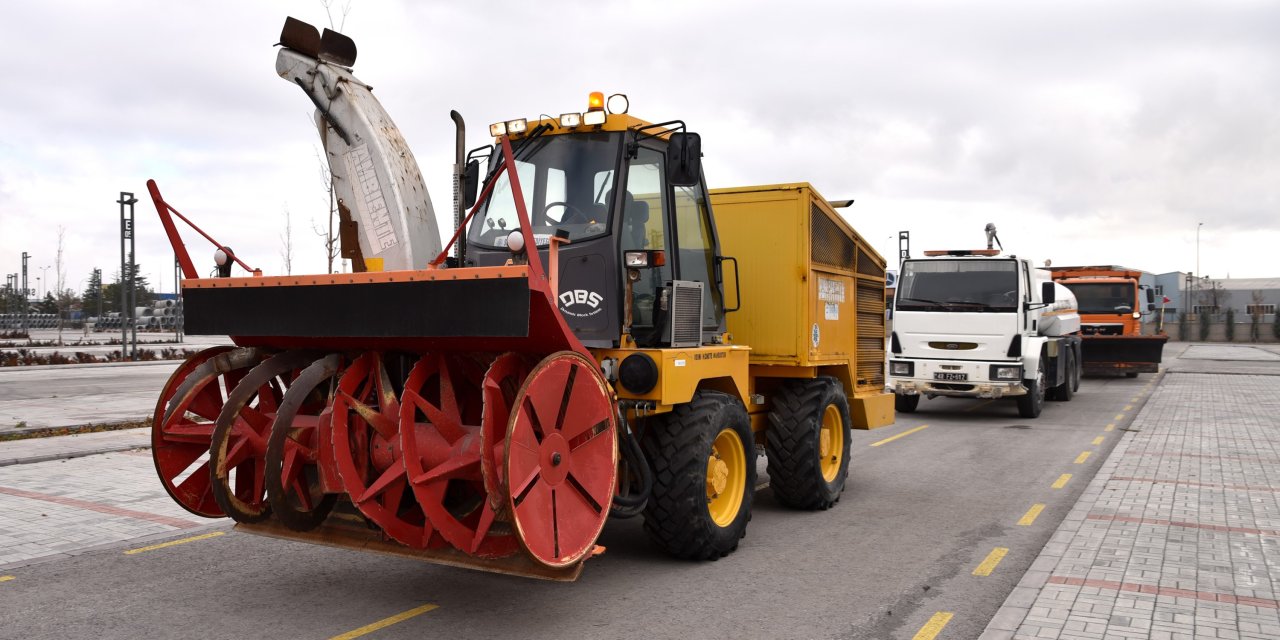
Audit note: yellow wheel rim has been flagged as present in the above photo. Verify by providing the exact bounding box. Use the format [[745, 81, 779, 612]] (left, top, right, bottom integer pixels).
[[819, 403, 843, 483], [706, 427, 746, 527]]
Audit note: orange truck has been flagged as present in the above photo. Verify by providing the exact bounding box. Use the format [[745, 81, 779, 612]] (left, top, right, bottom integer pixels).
[[1048, 266, 1167, 377]]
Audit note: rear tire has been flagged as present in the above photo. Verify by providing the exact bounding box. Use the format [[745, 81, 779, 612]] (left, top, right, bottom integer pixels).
[[1049, 351, 1075, 402], [1016, 360, 1045, 418], [1125, 372, 1139, 378], [642, 391, 756, 560], [895, 393, 920, 413], [766, 378, 852, 510]]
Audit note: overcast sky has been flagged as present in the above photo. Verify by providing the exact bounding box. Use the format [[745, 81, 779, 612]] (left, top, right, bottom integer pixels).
[[1, 0, 1277, 300]]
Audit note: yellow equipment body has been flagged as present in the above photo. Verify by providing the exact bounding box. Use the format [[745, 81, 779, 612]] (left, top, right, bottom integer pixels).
[[711, 183, 894, 432]]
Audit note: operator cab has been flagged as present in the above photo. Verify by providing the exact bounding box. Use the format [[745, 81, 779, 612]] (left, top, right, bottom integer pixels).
[[464, 95, 728, 350]]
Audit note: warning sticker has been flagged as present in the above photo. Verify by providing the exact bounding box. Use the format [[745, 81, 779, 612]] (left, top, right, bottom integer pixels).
[[825, 302, 840, 321], [818, 278, 845, 303], [343, 143, 399, 252]]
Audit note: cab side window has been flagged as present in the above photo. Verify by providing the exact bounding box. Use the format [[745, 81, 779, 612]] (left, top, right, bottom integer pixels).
[[673, 183, 723, 328], [623, 148, 671, 329]]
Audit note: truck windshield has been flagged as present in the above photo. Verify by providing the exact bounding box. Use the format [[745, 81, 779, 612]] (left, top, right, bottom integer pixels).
[[896, 259, 1018, 312], [468, 131, 621, 248], [1063, 282, 1133, 314]]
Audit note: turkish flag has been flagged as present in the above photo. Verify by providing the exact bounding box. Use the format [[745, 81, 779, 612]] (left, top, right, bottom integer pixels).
[[1163, 296, 1171, 303]]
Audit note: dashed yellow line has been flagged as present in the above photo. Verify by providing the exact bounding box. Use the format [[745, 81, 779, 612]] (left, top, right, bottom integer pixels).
[[1052, 473, 1072, 489], [1131, 396, 1140, 403], [1074, 451, 1092, 464], [0, 575, 14, 583], [124, 531, 225, 555], [972, 547, 1009, 576], [1123, 405, 1133, 412], [1092, 436, 1105, 446], [870, 424, 929, 447], [329, 603, 440, 640], [1018, 503, 1046, 526], [912, 612, 954, 640], [1105, 423, 1116, 432], [1114, 414, 1125, 421]]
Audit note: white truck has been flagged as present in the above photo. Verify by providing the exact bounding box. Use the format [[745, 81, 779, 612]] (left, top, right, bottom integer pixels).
[[887, 226, 1082, 418]]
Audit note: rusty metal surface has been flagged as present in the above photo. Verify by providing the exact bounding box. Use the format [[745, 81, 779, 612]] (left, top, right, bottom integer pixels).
[[235, 519, 586, 582], [278, 17, 320, 58]]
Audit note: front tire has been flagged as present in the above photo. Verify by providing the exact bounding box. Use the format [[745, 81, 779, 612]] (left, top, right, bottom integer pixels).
[[1016, 360, 1046, 418], [642, 391, 756, 560], [895, 393, 920, 413], [766, 378, 852, 510]]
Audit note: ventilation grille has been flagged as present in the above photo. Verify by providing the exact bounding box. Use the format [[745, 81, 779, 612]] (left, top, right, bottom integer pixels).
[[856, 281, 886, 388], [811, 204, 856, 269], [669, 280, 704, 348], [857, 246, 885, 278]]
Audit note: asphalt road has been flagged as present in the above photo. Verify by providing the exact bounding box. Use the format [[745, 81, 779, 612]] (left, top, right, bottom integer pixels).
[[0, 373, 1154, 639]]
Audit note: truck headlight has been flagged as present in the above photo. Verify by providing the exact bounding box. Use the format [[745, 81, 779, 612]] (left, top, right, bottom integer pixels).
[[890, 360, 913, 377], [989, 364, 1022, 380]]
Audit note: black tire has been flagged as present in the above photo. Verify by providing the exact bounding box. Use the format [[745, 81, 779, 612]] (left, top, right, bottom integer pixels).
[[1071, 347, 1081, 392], [1016, 360, 1045, 418], [1125, 372, 1139, 378], [1049, 350, 1075, 402], [766, 378, 852, 510], [895, 393, 920, 413], [642, 391, 756, 560]]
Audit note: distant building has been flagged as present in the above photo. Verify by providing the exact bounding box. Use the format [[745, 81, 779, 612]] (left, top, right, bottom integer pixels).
[[1151, 272, 1279, 320]]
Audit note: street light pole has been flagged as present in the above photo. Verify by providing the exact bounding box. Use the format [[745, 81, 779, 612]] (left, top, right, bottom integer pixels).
[[1196, 222, 1203, 282]]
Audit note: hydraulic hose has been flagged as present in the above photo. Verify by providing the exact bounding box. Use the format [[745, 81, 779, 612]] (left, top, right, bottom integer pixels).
[[610, 405, 652, 518]]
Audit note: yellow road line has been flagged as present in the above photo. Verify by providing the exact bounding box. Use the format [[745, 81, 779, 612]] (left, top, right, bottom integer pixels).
[[0, 575, 14, 583], [124, 531, 225, 555], [329, 603, 440, 640], [912, 612, 954, 640], [972, 547, 1009, 576], [1074, 451, 1092, 464], [1052, 473, 1072, 489], [1123, 405, 1133, 412], [1018, 504, 1046, 526], [1131, 396, 1139, 402], [1105, 423, 1116, 432], [1114, 414, 1125, 421], [1091, 436, 1105, 446], [869, 424, 929, 447]]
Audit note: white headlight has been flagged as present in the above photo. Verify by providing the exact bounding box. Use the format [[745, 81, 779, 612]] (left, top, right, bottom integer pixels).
[[489, 122, 507, 137], [559, 112, 581, 128], [213, 249, 229, 266], [606, 93, 629, 114], [506, 118, 527, 134], [583, 110, 606, 126], [506, 230, 525, 253]]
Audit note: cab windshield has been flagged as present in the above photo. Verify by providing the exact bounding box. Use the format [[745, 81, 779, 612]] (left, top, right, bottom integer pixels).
[[1064, 282, 1134, 314], [468, 131, 621, 248], [896, 259, 1019, 312]]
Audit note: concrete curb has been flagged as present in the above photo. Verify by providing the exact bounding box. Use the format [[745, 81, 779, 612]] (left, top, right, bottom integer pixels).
[[0, 442, 151, 468]]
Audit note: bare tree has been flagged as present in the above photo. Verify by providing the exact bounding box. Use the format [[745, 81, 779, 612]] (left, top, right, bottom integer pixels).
[[310, 146, 341, 274], [1250, 290, 1266, 342], [280, 205, 295, 276], [1195, 278, 1231, 314], [321, 0, 353, 30]]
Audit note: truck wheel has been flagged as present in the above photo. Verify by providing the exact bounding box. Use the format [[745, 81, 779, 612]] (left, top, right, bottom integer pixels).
[[642, 390, 756, 560], [766, 378, 852, 510], [895, 393, 920, 413], [1049, 351, 1075, 402], [1016, 361, 1045, 418], [1071, 349, 1081, 392], [1124, 372, 1138, 378]]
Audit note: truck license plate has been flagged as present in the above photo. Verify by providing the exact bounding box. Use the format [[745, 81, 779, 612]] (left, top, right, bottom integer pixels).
[[934, 372, 968, 381]]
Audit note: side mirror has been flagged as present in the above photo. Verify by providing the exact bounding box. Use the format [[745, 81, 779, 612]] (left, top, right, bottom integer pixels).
[[1040, 281, 1056, 304], [666, 132, 702, 187], [1145, 288, 1155, 304], [462, 159, 480, 208]]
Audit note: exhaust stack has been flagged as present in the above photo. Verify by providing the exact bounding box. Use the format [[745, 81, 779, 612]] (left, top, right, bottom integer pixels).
[[275, 17, 441, 272]]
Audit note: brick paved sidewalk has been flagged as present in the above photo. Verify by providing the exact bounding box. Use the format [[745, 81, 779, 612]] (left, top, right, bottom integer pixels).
[[982, 369, 1280, 640]]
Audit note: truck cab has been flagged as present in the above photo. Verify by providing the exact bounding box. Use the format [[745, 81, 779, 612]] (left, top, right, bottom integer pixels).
[[1048, 266, 1168, 376], [888, 248, 1082, 418]]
